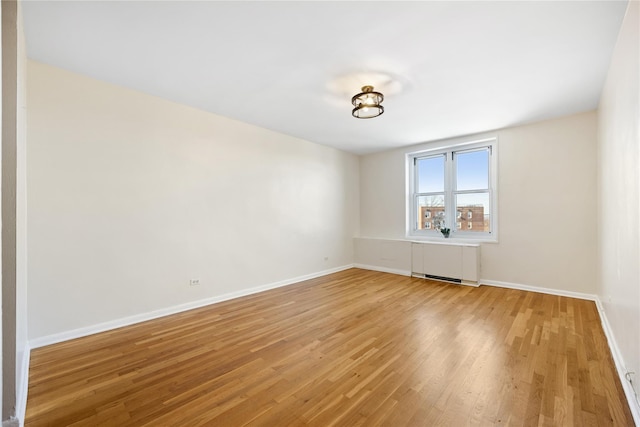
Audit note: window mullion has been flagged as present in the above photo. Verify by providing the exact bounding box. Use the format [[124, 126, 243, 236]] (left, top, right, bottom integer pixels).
[[446, 150, 455, 232], [413, 161, 419, 232]]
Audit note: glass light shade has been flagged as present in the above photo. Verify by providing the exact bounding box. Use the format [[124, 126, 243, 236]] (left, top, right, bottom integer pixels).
[[351, 85, 384, 119]]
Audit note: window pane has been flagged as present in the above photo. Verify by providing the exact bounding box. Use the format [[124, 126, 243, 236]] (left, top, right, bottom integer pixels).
[[455, 193, 490, 232], [416, 195, 446, 230], [417, 155, 444, 193], [456, 149, 488, 191]]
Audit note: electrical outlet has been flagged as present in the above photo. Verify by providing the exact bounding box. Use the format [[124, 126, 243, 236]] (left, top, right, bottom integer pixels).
[[189, 279, 200, 286]]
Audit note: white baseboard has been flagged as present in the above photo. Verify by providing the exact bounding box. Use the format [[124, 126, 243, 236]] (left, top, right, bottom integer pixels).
[[29, 264, 354, 349], [15, 344, 30, 427], [594, 298, 640, 425], [353, 263, 411, 277], [479, 279, 597, 301], [460, 280, 480, 287]]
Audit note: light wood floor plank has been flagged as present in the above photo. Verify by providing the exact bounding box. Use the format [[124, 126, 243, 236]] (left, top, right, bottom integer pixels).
[[25, 269, 634, 426]]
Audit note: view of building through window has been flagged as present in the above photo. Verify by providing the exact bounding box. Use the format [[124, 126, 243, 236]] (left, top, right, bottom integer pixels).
[[417, 205, 489, 232]]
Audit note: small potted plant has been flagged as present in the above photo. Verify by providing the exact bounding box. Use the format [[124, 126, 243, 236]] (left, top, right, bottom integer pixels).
[[435, 215, 450, 238]]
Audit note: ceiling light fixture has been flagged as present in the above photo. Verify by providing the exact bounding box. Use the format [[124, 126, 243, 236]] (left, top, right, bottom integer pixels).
[[351, 85, 384, 119]]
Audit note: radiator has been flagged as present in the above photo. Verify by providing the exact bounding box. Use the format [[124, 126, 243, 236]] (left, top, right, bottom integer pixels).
[[411, 242, 479, 286]]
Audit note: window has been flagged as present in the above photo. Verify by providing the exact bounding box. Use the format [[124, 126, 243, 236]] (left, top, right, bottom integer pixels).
[[408, 138, 496, 240], [426, 222, 432, 230]]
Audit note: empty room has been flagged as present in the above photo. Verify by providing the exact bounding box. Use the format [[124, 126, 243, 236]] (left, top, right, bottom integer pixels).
[[0, 0, 638, 426]]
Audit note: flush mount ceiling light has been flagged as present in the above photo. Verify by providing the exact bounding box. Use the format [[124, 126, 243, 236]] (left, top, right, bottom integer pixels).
[[351, 85, 384, 119]]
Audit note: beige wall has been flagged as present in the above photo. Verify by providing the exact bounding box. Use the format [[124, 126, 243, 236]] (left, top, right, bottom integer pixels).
[[27, 61, 360, 341], [597, 0, 639, 417], [360, 111, 598, 294]]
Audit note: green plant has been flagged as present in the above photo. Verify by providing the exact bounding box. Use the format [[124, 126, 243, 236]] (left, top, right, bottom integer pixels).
[[440, 227, 450, 238]]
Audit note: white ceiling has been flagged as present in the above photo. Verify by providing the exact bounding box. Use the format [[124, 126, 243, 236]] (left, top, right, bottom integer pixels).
[[22, 1, 628, 154]]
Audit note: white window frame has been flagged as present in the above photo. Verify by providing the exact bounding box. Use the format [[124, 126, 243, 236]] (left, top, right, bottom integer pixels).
[[407, 137, 498, 242]]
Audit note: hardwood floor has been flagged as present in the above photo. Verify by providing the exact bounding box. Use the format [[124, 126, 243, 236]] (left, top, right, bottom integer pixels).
[[26, 269, 634, 426]]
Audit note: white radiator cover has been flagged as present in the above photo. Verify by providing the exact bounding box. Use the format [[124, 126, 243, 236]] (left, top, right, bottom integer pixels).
[[411, 242, 480, 285]]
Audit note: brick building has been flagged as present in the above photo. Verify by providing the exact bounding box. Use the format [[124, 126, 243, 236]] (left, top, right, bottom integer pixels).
[[419, 205, 486, 232]]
